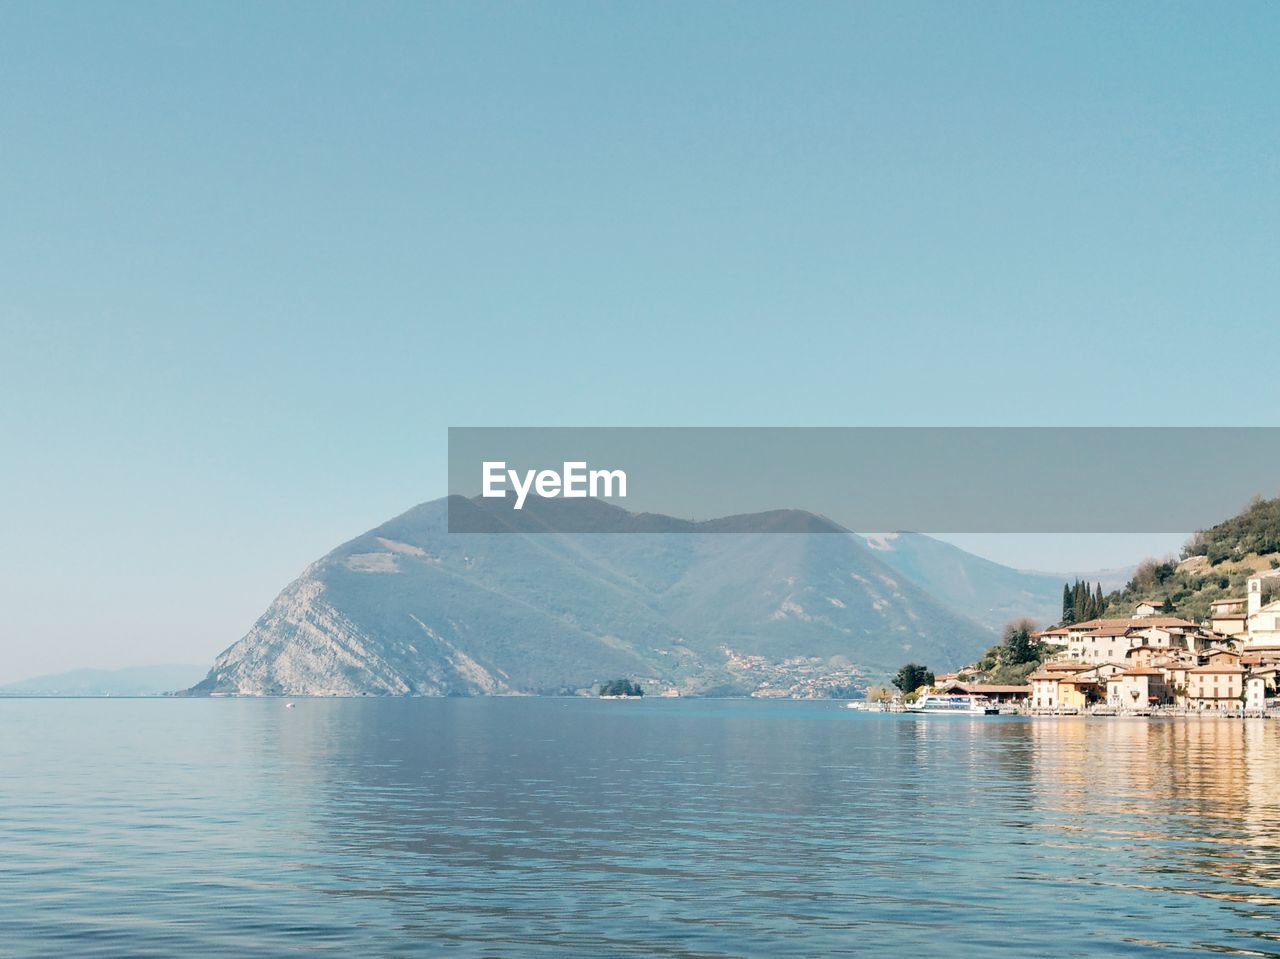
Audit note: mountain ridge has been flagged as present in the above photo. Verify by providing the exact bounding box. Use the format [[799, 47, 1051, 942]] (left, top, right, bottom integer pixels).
[[188, 497, 993, 697], [1, 664, 207, 697], [863, 532, 1134, 632]]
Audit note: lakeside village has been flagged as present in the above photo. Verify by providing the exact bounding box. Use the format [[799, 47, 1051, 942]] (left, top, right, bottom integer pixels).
[[880, 572, 1280, 717], [591, 500, 1280, 711]]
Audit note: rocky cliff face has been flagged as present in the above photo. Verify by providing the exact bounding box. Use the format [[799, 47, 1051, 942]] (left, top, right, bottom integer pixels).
[[188, 497, 993, 696]]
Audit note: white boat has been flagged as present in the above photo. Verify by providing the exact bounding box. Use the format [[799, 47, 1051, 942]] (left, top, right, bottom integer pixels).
[[905, 693, 997, 715]]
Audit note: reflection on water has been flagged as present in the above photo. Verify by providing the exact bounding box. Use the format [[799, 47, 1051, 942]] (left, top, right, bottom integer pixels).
[[2, 699, 1279, 957], [1024, 719, 1280, 919]]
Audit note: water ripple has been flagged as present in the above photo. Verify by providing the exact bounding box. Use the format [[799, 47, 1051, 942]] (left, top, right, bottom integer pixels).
[[2, 699, 1279, 956]]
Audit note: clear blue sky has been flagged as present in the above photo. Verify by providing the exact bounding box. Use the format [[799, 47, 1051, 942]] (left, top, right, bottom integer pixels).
[[1, 2, 1276, 681]]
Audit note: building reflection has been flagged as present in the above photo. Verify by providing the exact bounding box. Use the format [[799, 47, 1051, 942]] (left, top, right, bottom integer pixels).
[[1025, 717, 1280, 906]]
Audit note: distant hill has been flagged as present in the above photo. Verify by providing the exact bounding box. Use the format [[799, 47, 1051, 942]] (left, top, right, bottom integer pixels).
[[863, 532, 1133, 632], [187, 497, 993, 697], [0, 664, 207, 697]]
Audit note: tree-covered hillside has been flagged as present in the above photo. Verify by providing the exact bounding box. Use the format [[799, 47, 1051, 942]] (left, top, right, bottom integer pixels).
[[1183, 495, 1280, 566], [970, 619, 1047, 684], [1065, 496, 1280, 627], [1097, 559, 1257, 625]]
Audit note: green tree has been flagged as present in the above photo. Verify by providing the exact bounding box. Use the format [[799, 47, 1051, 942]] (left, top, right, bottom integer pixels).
[[1066, 578, 1098, 622], [1001, 617, 1044, 666], [599, 678, 643, 697], [893, 663, 934, 693]]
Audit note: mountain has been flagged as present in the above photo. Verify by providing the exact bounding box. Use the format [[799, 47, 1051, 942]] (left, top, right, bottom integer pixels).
[[188, 497, 993, 697], [0, 664, 207, 697], [863, 532, 1135, 632], [864, 533, 1065, 631]]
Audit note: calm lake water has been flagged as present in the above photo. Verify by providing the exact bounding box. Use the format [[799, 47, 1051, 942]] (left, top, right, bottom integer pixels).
[[3, 698, 1279, 957]]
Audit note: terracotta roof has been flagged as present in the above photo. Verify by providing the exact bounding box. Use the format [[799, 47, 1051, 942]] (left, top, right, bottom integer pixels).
[[1120, 667, 1165, 676], [1068, 616, 1197, 631], [951, 683, 1031, 694], [1044, 659, 1092, 671], [1211, 597, 1246, 608], [1084, 626, 1132, 637], [1189, 663, 1246, 674]]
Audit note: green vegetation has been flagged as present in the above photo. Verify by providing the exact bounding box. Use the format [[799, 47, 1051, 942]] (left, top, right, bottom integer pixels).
[[598, 678, 644, 697], [892, 663, 934, 693], [975, 618, 1047, 684], [1097, 559, 1256, 625], [1047, 497, 1280, 628], [1183, 495, 1280, 565], [1060, 579, 1104, 624]]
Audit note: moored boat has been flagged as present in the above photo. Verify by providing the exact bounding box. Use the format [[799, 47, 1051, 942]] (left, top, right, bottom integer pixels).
[[905, 693, 997, 715]]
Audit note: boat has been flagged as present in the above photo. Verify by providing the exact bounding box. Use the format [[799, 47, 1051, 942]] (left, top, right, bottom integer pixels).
[[905, 693, 997, 715]]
